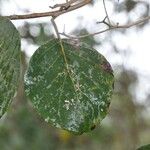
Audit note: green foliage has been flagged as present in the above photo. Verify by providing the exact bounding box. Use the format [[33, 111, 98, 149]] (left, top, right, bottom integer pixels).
[[137, 144, 150, 150], [24, 39, 114, 134], [0, 16, 114, 134], [1, 69, 149, 150], [0, 17, 20, 118]]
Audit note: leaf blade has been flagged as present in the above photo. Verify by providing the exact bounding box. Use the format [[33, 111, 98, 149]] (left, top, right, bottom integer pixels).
[[0, 17, 20, 117], [24, 39, 114, 134]]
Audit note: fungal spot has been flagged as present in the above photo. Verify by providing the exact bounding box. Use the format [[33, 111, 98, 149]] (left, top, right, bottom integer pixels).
[[90, 124, 96, 130], [101, 101, 105, 106], [73, 60, 79, 67], [46, 84, 51, 89], [65, 100, 69, 103], [64, 100, 70, 110], [45, 117, 50, 122], [101, 62, 113, 74], [51, 118, 56, 122], [33, 77, 37, 81]]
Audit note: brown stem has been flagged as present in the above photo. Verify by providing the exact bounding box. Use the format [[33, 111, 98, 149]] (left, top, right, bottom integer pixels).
[[60, 15, 150, 39], [5, 0, 91, 20]]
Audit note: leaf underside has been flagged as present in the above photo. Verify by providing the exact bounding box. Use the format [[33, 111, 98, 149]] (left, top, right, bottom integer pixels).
[[24, 39, 114, 134], [0, 17, 20, 117]]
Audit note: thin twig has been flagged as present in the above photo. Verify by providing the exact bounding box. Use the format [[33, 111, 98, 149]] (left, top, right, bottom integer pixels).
[[116, 15, 150, 28], [2, 0, 149, 39], [49, 0, 78, 9], [103, 0, 111, 25], [51, 17, 61, 39], [60, 15, 150, 39], [97, 16, 112, 28], [5, 0, 91, 20]]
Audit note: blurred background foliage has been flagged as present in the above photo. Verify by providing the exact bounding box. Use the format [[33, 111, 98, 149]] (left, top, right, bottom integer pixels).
[[0, 0, 150, 150]]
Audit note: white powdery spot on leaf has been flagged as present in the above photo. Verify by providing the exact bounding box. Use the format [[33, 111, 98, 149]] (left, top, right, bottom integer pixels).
[[45, 117, 50, 122], [46, 84, 51, 89], [100, 108, 104, 112]]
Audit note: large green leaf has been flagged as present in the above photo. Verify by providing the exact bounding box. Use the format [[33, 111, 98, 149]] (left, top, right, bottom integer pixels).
[[24, 39, 114, 134], [0, 17, 20, 118], [137, 144, 150, 150]]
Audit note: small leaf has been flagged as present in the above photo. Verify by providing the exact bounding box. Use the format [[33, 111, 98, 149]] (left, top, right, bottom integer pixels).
[[137, 144, 150, 150], [24, 39, 114, 134], [0, 17, 20, 117]]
